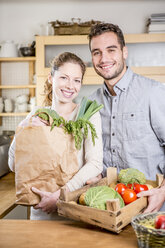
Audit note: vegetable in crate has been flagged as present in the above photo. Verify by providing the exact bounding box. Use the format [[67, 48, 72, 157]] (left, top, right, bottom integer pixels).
[[121, 188, 137, 205], [79, 192, 86, 205], [35, 97, 104, 150], [115, 183, 127, 195], [118, 168, 146, 185], [133, 183, 148, 194], [155, 215, 165, 229], [82, 185, 125, 210]]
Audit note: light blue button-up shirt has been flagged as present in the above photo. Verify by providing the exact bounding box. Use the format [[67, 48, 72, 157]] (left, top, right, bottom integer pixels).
[[89, 67, 165, 180]]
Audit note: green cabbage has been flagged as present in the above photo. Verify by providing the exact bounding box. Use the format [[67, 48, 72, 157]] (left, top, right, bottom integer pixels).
[[84, 185, 125, 210], [118, 168, 146, 185]]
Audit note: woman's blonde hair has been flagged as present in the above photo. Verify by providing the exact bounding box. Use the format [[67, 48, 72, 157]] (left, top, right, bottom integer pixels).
[[44, 52, 86, 106]]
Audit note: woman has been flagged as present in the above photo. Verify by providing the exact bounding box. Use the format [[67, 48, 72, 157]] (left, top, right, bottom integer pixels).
[[8, 52, 103, 220]]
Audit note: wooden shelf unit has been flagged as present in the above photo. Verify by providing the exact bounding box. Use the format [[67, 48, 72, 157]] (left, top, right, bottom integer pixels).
[[0, 57, 36, 62], [124, 33, 165, 43], [36, 34, 165, 106], [0, 85, 36, 89], [0, 112, 29, 117], [0, 57, 36, 121]]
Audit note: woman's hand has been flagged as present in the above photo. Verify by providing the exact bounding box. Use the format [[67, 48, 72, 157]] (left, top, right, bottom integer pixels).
[[137, 187, 165, 213], [19, 116, 48, 127], [31, 187, 60, 214], [31, 186, 70, 214]]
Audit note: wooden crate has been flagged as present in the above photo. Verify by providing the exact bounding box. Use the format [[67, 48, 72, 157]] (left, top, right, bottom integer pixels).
[[57, 168, 163, 233]]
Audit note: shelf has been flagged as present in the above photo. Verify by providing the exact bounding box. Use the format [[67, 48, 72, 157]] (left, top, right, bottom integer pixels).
[[0, 84, 36, 89], [124, 33, 165, 43], [131, 66, 165, 83], [0, 57, 36, 62], [0, 112, 29, 117], [37, 33, 165, 45], [37, 35, 88, 45], [131, 66, 165, 74]]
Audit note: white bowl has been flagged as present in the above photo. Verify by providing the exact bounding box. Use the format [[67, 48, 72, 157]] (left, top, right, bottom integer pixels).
[[16, 94, 29, 104]]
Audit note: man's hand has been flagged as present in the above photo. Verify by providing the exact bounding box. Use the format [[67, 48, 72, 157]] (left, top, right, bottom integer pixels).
[[137, 187, 165, 213], [86, 174, 102, 185], [31, 187, 61, 214]]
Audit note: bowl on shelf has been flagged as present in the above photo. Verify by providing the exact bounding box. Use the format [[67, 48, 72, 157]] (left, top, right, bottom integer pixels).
[[19, 41, 35, 57], [131, 212, 165, 248], [19, 47, 35, 57]]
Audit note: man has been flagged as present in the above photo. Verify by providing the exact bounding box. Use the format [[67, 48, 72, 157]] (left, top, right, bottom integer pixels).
[[87, 23, 165, 212]]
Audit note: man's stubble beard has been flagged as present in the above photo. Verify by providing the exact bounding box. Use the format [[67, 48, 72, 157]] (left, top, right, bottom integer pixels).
[[93, 60, 125, 81]]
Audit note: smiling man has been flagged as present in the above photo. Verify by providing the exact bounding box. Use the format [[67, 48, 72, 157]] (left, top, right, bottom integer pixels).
[[88, 23, 165, 213], [90, 30, 127, 95]]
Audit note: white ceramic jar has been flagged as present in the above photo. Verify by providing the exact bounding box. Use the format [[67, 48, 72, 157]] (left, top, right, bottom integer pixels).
[[4, 99, 13, 113], [17, 103, 28, 113], [0, 97, 4, 113], [16, 94, 29, 104], [0, 103, 4, 113], [0, 40, 18, 57]]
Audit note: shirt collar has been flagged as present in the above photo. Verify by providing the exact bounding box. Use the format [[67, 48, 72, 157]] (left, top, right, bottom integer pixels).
[[103, 67, 133, 96]]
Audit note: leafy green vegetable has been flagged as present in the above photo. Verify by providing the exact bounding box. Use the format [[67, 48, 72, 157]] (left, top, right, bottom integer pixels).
[[34, 97, 103, 150], [75, 97, 103, 121], [84, 185, 125, 210], [118, 168, 146, 185]]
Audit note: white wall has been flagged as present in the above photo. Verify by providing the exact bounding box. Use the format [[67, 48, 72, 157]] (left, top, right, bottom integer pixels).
[[0, 0, 165, 44]]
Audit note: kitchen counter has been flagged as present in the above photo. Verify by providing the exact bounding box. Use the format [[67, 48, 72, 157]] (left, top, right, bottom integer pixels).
[[0, 219, 138, 248], [0, 172, 16, 218]]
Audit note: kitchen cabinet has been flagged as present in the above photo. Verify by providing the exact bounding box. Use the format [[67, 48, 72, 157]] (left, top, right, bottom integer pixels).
[[36, 33, 165, 106], [0, 57, 36, 127], [0, 172, 16, 219]]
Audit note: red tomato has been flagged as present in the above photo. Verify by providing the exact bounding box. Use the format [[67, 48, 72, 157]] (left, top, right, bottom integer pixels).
[[127, 183, 134, 189], [133, 184, 148, 194], [115, 183, 127, 195], [121, 188, 137, 205], [155, 215, 165, 229]]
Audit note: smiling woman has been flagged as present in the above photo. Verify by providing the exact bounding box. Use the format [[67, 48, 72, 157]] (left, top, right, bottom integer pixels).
[[52, 62, 82, 118], [44, 52, 86, 120], [8, 52, 103, 220]]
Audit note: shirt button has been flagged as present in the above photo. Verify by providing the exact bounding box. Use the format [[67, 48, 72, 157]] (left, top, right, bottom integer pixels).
[[112, 149, 115, 153], [112, 133, 115, 136], [131, 114, 134, 117], [112, 116, 115, 119]]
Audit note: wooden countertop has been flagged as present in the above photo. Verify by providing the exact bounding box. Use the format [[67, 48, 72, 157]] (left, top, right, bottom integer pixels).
[[0, 172, 16, 218], [0, 219, 138, 248]]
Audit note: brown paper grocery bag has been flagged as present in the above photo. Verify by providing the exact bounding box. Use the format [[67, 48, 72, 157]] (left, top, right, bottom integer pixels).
[[15, 125, 79, 205]]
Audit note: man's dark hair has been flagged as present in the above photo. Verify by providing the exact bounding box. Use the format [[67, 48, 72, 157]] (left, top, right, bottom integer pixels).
[[88, 23, 125, 49]]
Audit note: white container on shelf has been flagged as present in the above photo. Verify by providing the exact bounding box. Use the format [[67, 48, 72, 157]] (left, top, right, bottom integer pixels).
[[0, 40, 18, 57], [15, 94, 29, 104], [0, 103, 4, 113], [4, 99, 13, 113], [17, 103, 28, 113]]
